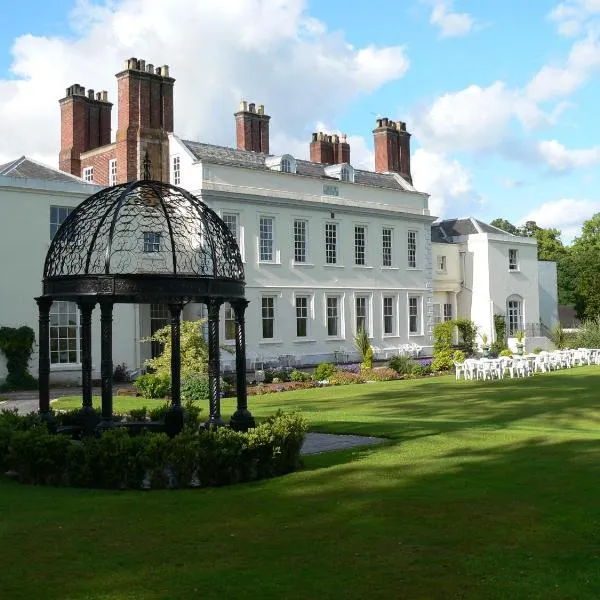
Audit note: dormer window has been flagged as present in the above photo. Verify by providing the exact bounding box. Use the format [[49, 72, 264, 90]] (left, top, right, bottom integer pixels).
[[324, 163, 354, 183], [265, 154, 296, 174]]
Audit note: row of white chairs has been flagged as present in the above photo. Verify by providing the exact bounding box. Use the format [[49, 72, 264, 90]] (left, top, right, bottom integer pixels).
[[371, 343, 423, 360], [455, 348, 600, 381]]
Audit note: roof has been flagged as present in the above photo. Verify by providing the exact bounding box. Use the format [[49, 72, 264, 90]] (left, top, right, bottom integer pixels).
[[0, 156, 85, 184], [434, 217, 523, 240], [180, 139, 417, 193]]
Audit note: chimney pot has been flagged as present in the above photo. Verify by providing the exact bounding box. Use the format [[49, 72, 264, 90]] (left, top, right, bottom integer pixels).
[[240, 99, 248, 112], [139, 59, 146, 72], [87, 89, 94, 99], [155, 67, 161, 75], [128, 57, 138, 70], [312, 132, 318, 142], [258, 104, 264, 115], [248, 102, 255, 113], [147, 63, 154, 73], [376, 118, 383, 128], [96, 91, 101, 100], [235, 99, 270, 153], [101, 90, 108, 102], [161, 65, 170, 77]]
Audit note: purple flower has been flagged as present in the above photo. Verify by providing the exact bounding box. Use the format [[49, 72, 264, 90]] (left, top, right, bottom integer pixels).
[[415, 358, 433, 367], [341, 363, 361, 373]]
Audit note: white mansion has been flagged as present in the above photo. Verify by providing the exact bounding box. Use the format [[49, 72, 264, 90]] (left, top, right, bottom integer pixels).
[[0, 58, 558, 383]]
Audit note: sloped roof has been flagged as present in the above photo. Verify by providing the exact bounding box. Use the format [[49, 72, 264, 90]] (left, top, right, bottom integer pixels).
[[180, 140, 417, 192], [0, 156, 85, 183], [434, 217, 520, 239]]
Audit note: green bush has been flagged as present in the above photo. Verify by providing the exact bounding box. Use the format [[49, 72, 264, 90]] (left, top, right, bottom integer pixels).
[[290, 369, 311, 382], [134, 373, 171, 399], [499, 349, 513, 357], [575, 317, 600, 349], [432, 321, 454, 371], [452, 350, 466, 363], [411, 364, 432, 377], [181, 375, 210, 402], [361, 346, 374, 371], [5, 411, 308, 490], [328, 371, 365, 385], [354, 328, 372, 370], [431, 350, 454, 372], [129, 406, 148, 421], [0, 326, 37, 390], [361, 367, 399, 381], [312, 362, 336, 381], [148, 402, 170, 422], [532, 347, 543, 354], [388, 354, 416, 375], [454, 318, 478, 356]]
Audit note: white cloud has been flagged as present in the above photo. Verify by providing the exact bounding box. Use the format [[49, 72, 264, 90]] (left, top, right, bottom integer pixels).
[[411, 148, 482, 218], [428, 0, 478, 38], [548, 0, 600, 37], [0, 0, 409, 166], [519, 197, 600, 240], [537, 139, 600, 171]]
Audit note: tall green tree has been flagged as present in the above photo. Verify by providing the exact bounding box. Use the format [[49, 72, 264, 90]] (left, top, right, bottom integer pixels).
[[490, 218, 520, 235], [570, 213, 600, 319]]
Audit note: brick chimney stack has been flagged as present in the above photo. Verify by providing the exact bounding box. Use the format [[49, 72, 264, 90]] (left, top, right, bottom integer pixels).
[[310, 132, 351, 165], [373, 117, 412, 183], [235, 100, 270, 153], [115, 57, 175, 183], [59, 84, 112, 176]]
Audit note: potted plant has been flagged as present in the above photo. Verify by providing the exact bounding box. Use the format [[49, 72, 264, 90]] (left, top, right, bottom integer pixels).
[[515, 330, 525, 355], [480, 332, 491, 358]]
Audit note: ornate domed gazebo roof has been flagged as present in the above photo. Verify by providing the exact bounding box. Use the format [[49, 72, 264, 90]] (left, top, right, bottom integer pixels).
[[42, 180, 244, 302]]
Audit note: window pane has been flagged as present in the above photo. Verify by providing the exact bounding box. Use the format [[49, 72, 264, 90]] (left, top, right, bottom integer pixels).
[[327, 297, 338, 336], [382, 228, 392, 267], [296, 296, 308, 337], [355, 297, 367, 332], [326, 223, 337, 264], [409, 297, 419, 334], [260, 217, 274, 261], [354, 226, 366, 265], [50, 301, 79, 364], [143, 232, 161, 253], [172, 156, 181, 185], [383, 297, 394, 335], [294, 220, 307, 263], [408, 231, 417, 268], [222, 214, 239, 243], [224, 303, 236, 341], [262, 297, 274, 338]]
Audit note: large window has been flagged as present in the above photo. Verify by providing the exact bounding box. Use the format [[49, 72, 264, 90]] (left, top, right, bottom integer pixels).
[[222, 213, 239, 243], [407, 230, 417, 268], [509, 248, 519, 271], [108, 159, 117, 186], [383, 296, 394, 335], [259, 217, 274, 262], [443, 303, 452, 321], [408, 296, 420, 334], [437, 255, 447, 272], [83, 166, 94, 182], [50, 206, 73, 240], [224, 303, 236, 341], [172, 156, 181, 185], [433, 303, 442, 325], [354, 226, 366, 266], [295, 296, 309, 338], [507, 297, 523, 335], [355, 296, 368, 333], [326, 296, 340, 337], [382, 227, 392, 267], [325, 222, 338, 264], [261, 297, 275, 339], [294, 219, 307, 263], [143, 232, 161, 253], [150, 304, 170, 358], [50, 301, 79, 364]]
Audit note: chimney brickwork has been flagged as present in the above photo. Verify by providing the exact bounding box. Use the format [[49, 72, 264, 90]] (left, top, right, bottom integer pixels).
[[59, 85, 112, 177], [235, 101, 270, 153], [310, 132, 351, 165], [373, 117, 412, 183]]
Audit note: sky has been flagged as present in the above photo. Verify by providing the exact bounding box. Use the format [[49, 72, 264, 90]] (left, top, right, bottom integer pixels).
[[1, 0, 600, 241]]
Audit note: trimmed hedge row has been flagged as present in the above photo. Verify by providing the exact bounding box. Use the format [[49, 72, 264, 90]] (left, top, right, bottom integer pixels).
[[1, 409, 308, 490]]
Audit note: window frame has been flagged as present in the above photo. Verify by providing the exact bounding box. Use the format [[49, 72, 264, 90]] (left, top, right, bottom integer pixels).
[[50, 206, 73, 240], [407, 229, 418, 269], [382, 227, 393, 267], [293, 219, 308, 264], [325, 221, 338, 265], [355, 295, 370, 335], [443, 302, 452, 321], [172, 155, 181, 185], [83, 166, 94, 182], [354, 225, 367, 266], [295, 295, 310, 338], [49, 301, 80, 365], [261, 296, 276, 339], [259, 216, 275, 263], [507, 296, 523, 335], [326, 295, 342, 338], [508, 248, 519, 271], [383, 295, 395, 336], [143, 231, 162, 253], [437, 255, 447, 273], [408, 295, 422, 335], [223, 303, 236, 342], [108, 159, 117, 186]]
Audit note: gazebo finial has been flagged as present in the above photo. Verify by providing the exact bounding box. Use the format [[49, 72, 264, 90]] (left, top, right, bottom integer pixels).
[[142, 151, 152, 180]]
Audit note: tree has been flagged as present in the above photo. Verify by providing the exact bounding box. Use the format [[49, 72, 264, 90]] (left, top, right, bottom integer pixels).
[[490, 218, 520, 235], [570, 213, 600, 319]]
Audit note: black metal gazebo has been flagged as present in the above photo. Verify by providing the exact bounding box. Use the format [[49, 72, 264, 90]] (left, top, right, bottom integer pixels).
[[36, 178, 255, 434]]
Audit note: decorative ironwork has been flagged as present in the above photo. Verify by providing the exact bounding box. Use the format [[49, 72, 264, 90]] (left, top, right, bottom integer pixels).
[[207, 298, 224, 427], [38, 179, 250, 437], [78, 301, 95, 410], [230, 299, 255, 431], [44, 180, 244, 282]]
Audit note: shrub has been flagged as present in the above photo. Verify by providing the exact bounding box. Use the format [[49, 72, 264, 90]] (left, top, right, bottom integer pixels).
[[312, 362, 336, 381], [431, 350, 454, 372], [0, 326, 37, 390], [5, 411, 308, 490], [129, 406, 148, 421], [499, 349, 513, 357], [290, 369, 311, 382], [389, 354, 416, 375], [551, 323, 568, 350], [490, 341, 506, 356], [133, 373, 171, 399], [494, 314, 506, 346], [340, 363, 361, 373], [354, 327, 372, 370], [452, 350, 466, 363], [411, 364, 432, 377], [454, 318, 478, 356], [361, 346, 374, 371], [362, 367, 398, 381], [112, 362, 129, 383], [328, 370, 365, 385], [148, 402, 171, 422], [575, 317, 600, 349], [181, 375, 209, 402]]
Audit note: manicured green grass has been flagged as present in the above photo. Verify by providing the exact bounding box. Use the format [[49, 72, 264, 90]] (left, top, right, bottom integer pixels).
[[4, 367, 600, 599]]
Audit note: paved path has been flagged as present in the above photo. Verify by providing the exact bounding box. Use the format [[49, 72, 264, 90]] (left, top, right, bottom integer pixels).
[[0, 390, 386, 455]]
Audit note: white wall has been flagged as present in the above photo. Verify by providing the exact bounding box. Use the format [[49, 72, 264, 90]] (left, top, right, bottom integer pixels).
[[0, 177, 138, 384], [538, 260, 558, 328]]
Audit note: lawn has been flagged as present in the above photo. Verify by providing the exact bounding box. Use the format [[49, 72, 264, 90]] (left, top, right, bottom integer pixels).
[[3, 367, 600, 599]]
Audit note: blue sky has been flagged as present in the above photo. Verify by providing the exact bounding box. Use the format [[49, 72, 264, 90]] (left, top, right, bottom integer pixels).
[[1, 0, 600, 240]]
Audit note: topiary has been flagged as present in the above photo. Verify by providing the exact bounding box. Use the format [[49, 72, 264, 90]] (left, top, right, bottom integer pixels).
[[0, 326, 37, 390]]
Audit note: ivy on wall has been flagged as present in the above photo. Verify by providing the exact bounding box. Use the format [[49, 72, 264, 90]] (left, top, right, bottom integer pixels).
[[0, 326, 37, 390]]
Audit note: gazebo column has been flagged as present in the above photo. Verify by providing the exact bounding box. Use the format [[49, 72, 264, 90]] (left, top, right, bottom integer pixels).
[[36, 297, 54, 429], [98, 301, 115, 430], [78, 300, 97, 433], [230, 299, 255, 431], [165, 302, 184, 437], [206, 298, 224, 427]]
